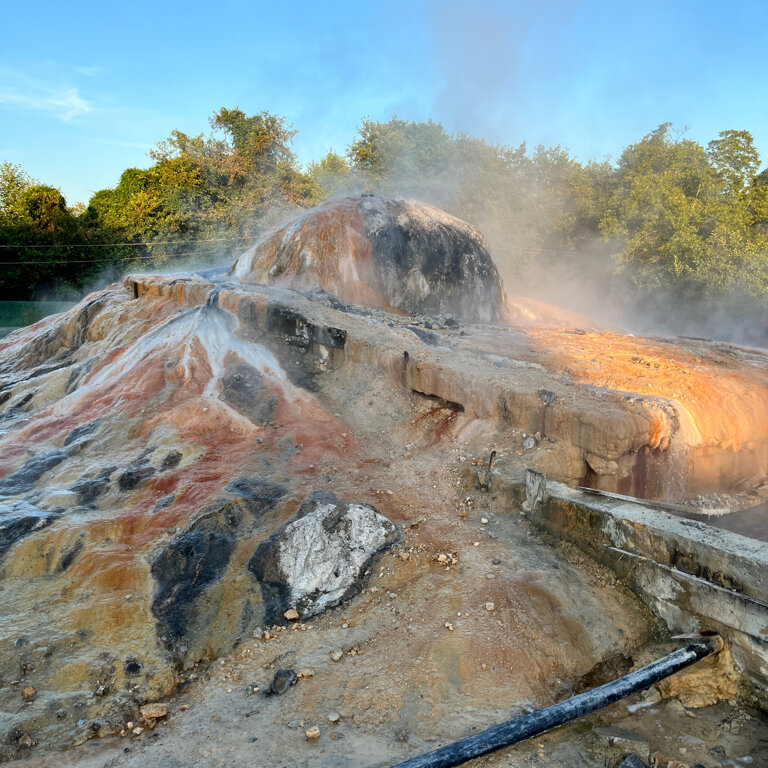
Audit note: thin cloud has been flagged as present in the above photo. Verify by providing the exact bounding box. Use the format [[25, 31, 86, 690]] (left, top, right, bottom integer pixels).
[[0, 69, 92, 121], [75, 65, 103, 78]]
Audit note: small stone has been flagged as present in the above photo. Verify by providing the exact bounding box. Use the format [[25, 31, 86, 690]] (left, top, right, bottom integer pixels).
[[283, 608, 299, 621], [140, 703, 168, 720], [399, 552, 410, 561], [388, 592, 397, 599], [485, 602, 495, 611], [297, 669, 315, 679], [330, 651, 343, 662], [472, 541, 479, 547], [341, 622, 349, 628], [267, 668, 298, 695], [481, 517, 489, 524], [22, 686, 36, 701], [615, 757, 648, 768], [485, 573, 496, 579], [523, 436, 536, 451], [17, 733, 35, 748], [132, 726, 144, 735], [305, 726, 321, 740], [328, 712, 340, 723], [491, 558, 501, 565]]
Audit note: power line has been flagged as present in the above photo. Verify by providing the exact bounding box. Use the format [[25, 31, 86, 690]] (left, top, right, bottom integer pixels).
[[0, 247, 235, 265], [0, 236, 251, 249]]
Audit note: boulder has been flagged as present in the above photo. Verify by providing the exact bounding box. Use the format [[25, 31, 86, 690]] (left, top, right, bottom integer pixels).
[[249, 492, 399, 623], [231, 196, 507, 323]]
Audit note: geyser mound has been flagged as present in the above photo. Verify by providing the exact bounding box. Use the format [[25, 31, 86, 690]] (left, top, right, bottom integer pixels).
[[231, 196, 507, 323], [1, 196, 767, 758]]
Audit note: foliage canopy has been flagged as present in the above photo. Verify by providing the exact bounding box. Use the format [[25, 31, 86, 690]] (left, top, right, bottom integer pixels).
[[2, 111, 767, 340]]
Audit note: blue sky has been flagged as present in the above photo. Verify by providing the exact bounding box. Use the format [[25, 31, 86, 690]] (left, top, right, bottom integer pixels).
[[3, 0, 768, 205]]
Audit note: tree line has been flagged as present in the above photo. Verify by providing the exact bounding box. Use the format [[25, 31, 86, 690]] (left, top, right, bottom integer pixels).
[[2, 109, 767, 338]]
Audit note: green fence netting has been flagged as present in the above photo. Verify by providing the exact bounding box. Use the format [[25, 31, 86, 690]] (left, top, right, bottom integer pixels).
[[0, 301, 77, 337]]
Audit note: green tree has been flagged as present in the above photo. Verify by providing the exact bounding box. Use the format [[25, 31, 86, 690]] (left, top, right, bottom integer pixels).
[[707, 129, 760, 196], [601, 123, 768, 299]]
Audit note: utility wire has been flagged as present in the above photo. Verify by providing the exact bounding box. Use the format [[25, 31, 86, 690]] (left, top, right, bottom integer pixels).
[[0, 236, 251, 249], [0, 247, 235, 265]]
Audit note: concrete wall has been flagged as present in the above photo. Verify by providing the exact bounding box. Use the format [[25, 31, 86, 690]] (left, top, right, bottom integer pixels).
[[510, 472, 768, 705]]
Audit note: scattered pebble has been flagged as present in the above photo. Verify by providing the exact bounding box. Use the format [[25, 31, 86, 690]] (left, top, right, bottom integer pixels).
[[305, 726, 321, 740], [17, 733, 35, 748], [399, 552, 410, 561], [140, 703, 168, 720], [21, 686, 36, 701], [328, 712, 340, 723], [481, 517, 489, 524], [132, 726, 144, 736], [491, 558, 501, 565], [283, 608, 299, 621], [330, 651, 343, 662], [485, 602, 495, 611]]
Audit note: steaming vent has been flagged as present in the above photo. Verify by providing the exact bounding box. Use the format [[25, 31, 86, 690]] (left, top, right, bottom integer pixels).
[[231, 196, 507, 323]]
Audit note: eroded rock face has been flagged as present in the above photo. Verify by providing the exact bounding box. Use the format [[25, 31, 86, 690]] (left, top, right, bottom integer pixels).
[[0, 283, 359, 755], [1, 221, 767, 756], [249, 492, 399, 623], [231, 196, 507, 323]]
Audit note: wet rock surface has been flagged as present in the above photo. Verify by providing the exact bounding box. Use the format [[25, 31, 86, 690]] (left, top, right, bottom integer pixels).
[[0, 499, 55, 558], [249, 491, 399, 623], [0, 200, 766, 763], [232, 196, 507, 323]]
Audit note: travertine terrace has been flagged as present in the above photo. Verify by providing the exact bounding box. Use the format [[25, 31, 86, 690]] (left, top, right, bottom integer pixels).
[[0, 197, 766, 763]]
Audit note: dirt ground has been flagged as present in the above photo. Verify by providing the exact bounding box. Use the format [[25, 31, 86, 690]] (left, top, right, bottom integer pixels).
[[5, 368, 767, 768]]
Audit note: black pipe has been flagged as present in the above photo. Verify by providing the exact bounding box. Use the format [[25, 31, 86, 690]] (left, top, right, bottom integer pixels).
[[390, 637, 718, 768]]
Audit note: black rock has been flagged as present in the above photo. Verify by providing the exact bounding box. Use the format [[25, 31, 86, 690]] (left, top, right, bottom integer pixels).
[[118, 463, 155, 492], [359, 197, 506, 323], [406, 326, 441, 346], [615, 757, 648, 768], [0, 449, 68, 495], [150, 481, 287, 654], [63, 420, 102, 447], [151, 526, 235, 643], [538, 388, 557, 405], [0, 499, 56, 559], [249, 491, 399, 624], [220, 362, 278, 423], [160, 451, 183, 471], [70, 466, 116, 506], [266, 668, 298, 696]]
